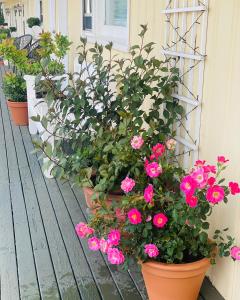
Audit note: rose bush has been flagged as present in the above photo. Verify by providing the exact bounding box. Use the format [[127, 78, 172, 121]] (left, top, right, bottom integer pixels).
[[76, 143, 240, 267]]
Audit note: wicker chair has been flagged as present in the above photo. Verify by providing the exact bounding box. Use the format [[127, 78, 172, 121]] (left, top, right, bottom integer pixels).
[[13, 34, 32, 50], [27, 40, 41, 60]]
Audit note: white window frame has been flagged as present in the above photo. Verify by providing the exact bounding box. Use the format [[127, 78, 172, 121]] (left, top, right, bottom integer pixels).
[[82, 0, 129, 52]]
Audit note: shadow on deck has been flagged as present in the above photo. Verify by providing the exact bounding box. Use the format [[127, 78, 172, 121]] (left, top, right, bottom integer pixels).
[[0, 65, 224, 300]]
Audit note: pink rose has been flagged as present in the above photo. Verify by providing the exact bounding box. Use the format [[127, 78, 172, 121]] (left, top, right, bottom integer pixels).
[[229, 182, 240, 195], [190, 167, 208, 188], [203, 165, 217, 174], [207, 177, 216, 186], [144, 184, 154, 203], [75, 222, 94, 238], [217, 156, 229, 165], [107, 248, 125, 265], [180, 175, 197, 196], [145, 162, 162, 178], [194, 160, 206, 167], [121, 177, 135, 193], [231, 246, 240, 260], [166, 139, 176, 151], [144, 244, 159, 258], [88, 237, 100, 251], [153, 213, 168, 228], [99, 238, 111, 253], [152, 143, 165, 159], [127, 208, 142, 225], [131, 136, 144, 149], [186, 195, 198, 208], [206, 185, 225, 204], [108, 229, 121, 246]]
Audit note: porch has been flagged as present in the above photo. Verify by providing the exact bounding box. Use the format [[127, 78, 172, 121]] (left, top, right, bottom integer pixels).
[[0, 65, 223, 300]]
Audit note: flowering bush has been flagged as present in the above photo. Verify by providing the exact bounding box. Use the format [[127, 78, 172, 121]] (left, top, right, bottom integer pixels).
[[76, 143, 240, 267]]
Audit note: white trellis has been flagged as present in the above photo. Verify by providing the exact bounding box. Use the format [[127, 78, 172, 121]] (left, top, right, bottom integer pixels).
[[162, 0, 209, 169]]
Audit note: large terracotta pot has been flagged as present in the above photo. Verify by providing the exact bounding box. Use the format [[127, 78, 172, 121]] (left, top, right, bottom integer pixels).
[[7, 100, 28, 126], [82, 187, 122, 214], [141, 258, 210, 300]]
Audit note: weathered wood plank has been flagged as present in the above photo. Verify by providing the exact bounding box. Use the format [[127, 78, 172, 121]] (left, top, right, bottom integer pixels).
[[20, 127, 81, 300], [23, 131, 101, 300], [71, 186, 144, 300], [56, 181, 123, 300], [0, 68, 20, 300], [0, 67, 42, 300]]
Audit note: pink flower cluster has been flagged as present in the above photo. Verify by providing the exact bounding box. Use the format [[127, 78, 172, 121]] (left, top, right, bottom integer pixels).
[[145, 161, 162, 178], [76, 224, 125, 265], [128, 208, 168, 228], [144, 184, 154, 203], [121, 176, 135, 193], [144, 244, 159, 258], [75, 222, 94, 238], [231, 246, 240, 260], [131, 136, 144, 149]]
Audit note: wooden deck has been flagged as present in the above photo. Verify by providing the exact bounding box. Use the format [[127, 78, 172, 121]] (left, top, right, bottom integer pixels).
[[0, 65, 224, 300]]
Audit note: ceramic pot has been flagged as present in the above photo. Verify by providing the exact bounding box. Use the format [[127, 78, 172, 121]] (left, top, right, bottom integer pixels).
[[141, 258, 210, 300]]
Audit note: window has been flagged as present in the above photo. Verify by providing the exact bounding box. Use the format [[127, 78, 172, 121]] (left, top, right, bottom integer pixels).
[[82, 0, 129, 51], [83, 0, 92, 31]]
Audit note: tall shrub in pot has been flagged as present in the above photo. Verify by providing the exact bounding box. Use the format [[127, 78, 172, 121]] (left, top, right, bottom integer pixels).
[[33, 26, 183, 210]]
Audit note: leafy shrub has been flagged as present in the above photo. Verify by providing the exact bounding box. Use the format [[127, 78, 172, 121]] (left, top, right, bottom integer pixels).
[[27, 17, 41, 28], [2, 73, 27, 102], [9, 27, 17, 32]]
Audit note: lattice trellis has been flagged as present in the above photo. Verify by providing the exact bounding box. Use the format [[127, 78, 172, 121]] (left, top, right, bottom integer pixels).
[[162, 0, 209, 169]]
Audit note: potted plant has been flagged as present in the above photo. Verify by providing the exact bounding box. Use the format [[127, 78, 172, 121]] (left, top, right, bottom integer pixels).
[[3, 72, 28, 125], [27, 17, 41, 28], [31, 26, 183, 212], [76, 145, 240, 300]]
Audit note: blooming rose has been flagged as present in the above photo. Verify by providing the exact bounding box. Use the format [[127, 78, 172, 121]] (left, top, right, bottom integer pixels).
[[231, 246, 240, 260], [166, 139, 176, 151], [203, 165, 217, 174], [121, 177, 135, 193], [217, 156, 229, 165], [75, 222, 94, 238], [107, 248, 125, 265], [144, 244, 159, 258], [194, 160, 206, 167], [88, 237, 100, 251], [191, 167, 208, 188], [229, 182, 240, 195], [153, 213, 168, 228], [145, 162, 162, 178], [152, 143, 165, 159], [206, 185, 225, 204], [207, 177, 216, 186], [108, 229, 121, 246], [144, 184, 154, 203], [186, 195, 198, 208], [180, 175, 197, 196], [131, 136, 144, 149], [99, 238, 111, 253], [127, 208, 142, 225]]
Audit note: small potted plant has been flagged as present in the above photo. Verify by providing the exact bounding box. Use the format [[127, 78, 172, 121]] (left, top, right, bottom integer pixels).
[[76, 143, 240, 300], [27, 17, 41, 28], [3, 72, 28, 125]]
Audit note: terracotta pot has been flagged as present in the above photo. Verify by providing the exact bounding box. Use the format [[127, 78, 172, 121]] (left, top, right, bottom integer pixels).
[[141, 258, 210, 300], [7, 100, 28, 126], [82, 186, 122, 214]]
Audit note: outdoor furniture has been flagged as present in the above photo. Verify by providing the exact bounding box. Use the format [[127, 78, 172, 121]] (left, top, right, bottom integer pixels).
[[13, 34, 32, 50], [27, 39, 41, 59]]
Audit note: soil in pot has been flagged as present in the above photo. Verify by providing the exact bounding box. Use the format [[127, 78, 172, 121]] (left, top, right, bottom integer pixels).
[[141, 258, 210, 300], [7, 100, 28, 126]]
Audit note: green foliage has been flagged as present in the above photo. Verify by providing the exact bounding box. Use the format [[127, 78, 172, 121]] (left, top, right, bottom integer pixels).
[[0, 28, 10, 38], [0, 9, 5, 26], [33, 26, 183, 195], [9, 27, 17, 32], [27, 17, 41, 28], [2, 72, 27, 102], [0, 32, 71, 75]]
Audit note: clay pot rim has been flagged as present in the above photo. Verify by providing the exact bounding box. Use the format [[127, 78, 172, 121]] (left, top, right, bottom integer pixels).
[[7, 99, 28, 107], [142, 257, 210, 272]]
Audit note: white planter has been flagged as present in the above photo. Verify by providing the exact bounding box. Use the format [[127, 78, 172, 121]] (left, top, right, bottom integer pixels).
[[24, 74, 68, 178]]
